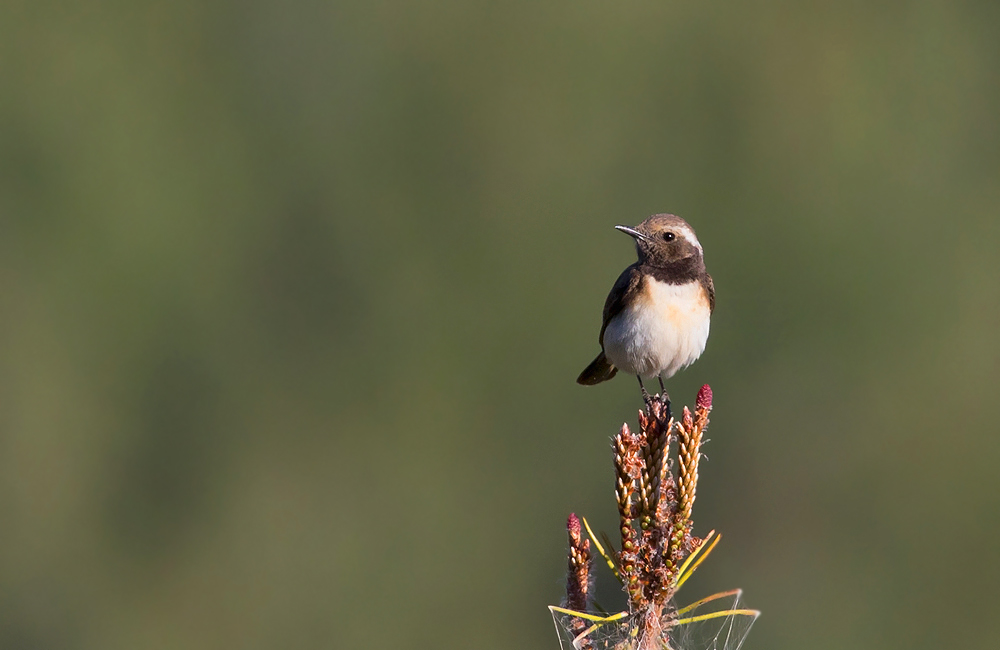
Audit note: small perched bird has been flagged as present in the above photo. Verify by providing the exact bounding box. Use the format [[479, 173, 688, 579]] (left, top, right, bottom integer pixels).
[[577, 214, 714, 401]]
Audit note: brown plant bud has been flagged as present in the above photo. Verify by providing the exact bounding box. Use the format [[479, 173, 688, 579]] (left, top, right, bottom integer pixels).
[[637, 403, 672, 518], [565, 513, 592, 613], [613, 422, 646, 609], [677, 406, 705, 524]]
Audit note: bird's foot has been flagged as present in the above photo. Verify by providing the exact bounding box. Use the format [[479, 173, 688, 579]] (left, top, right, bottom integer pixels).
[[660, 395, 672, 422], [641, 391, 671, 420], [652, 378, 672, 419]]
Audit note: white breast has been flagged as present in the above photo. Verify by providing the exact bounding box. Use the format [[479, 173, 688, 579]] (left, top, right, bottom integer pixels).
[[602, 278, 711, 380]]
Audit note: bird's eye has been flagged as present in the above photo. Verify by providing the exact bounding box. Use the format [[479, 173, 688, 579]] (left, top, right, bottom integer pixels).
[[663, 232, 675, 242]]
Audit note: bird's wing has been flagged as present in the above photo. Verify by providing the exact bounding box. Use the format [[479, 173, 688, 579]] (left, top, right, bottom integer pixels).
[[702, 273, 715, 314], [598, 263, 644, 348]]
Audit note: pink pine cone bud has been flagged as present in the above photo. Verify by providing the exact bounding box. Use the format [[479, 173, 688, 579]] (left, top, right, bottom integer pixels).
[[696, 384, 713, 411], [567, 513, 581, 538]]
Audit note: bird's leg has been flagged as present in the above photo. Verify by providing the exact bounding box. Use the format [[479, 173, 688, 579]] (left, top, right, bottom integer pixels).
[[657, 376, 671, 420], [637, 375, 651, 405]]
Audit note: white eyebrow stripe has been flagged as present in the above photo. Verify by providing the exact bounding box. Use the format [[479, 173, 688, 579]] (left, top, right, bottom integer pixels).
[[677, 225, 702, 250]]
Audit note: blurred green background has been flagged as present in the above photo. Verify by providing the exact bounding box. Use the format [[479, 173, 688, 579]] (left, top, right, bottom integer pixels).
[[2, 1, 999, 648]]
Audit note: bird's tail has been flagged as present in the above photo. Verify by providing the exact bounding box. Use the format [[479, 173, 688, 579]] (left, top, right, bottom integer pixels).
[[577, 351, 618, 385]]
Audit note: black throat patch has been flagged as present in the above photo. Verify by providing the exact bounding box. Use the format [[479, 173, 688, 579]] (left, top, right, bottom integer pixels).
[[639, 256, 706, 285]]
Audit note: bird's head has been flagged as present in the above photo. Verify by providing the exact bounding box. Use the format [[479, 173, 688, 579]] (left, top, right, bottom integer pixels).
[[615, 214, 703, 267]]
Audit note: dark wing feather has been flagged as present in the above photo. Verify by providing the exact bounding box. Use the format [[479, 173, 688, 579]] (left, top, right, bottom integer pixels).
[[598, 263, 644, 348], [702, 273, 715, 314]]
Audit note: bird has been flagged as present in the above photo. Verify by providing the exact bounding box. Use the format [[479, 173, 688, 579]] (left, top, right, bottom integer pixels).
[[577, 214, 714, 405]]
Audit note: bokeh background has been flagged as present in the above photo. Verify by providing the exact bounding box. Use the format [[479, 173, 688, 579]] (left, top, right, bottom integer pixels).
[[3, 1, 999, 648]]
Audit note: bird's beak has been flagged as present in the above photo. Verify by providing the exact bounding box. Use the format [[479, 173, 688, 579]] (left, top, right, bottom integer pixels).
[[615, 225, 649, 242]]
